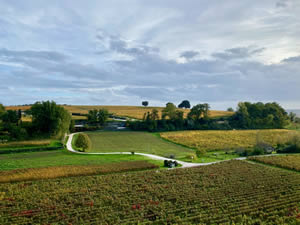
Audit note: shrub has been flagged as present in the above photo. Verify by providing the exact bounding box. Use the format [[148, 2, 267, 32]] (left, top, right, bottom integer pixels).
[[75, 133, 91, 152], [196, 149, 206, 158]]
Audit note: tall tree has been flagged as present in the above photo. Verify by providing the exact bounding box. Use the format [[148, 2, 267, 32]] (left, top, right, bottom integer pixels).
[[87, 109, 109, 125], [188, 103, 210, 120], [30, 101, 72, 138], [162, 102, 177, 120]]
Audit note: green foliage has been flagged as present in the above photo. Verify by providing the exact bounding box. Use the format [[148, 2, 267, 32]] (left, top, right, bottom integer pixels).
[[230, 102, 289, 129], [74, 133, 91, 152], [30, 101, 72, 138], [162, 102, 177, 119], [87, 109, 109, 125], [178, 100, 191, 109], [0, 103, 5, 118], [196, 149, 206, 158], [227, 107, 234, 112], [188, 103, 210, 120], [2, 110, 20, 124]]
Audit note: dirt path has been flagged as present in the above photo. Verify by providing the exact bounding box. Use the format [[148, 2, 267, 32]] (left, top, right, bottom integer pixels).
[[66, 133, 246, 168]]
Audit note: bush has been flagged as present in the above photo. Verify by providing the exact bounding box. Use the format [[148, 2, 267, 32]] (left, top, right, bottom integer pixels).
[[196, 149, 206, 158], [75, 133, 91, 152]]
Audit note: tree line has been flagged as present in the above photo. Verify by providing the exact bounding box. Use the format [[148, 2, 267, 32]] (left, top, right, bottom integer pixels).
[[0, 101, 71, 141], [129, 101, 291, 132]]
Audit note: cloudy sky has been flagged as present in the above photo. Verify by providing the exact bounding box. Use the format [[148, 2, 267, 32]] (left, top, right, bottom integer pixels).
[[0, 0, 300, 109]]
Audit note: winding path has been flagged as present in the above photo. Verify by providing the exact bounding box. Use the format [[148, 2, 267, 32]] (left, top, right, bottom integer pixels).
[[66, 133, 246, 168]]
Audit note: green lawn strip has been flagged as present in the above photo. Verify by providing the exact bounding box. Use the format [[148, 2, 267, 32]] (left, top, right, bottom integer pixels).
[[85, 131, 195, 160], [0, 149, 164, 171]]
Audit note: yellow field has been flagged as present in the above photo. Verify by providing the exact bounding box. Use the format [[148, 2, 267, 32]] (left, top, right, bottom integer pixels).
[[6, 105, 233, 120], [160, 129, 292, 151]]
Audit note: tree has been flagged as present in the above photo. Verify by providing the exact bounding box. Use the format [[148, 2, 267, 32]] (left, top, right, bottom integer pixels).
[[2, 110, 19, 124], [188, 103, 210, 120], [142, 101, 149, 107], [289, 112, 297, 122], [0, 103, 5, 118], [97, 109, 109, 125], [30, 101, 72, 138], [162, 102, 177, 120], [75, 133, 91, 152], [87, 109, 109, 125], [178, 100, 191, 109], [227, 107, 234, 112]]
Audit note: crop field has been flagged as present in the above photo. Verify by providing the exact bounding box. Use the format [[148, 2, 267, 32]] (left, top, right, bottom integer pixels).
[[249, 155, 300, 172], [160, 129, 292, 151], [6, 105, 233, 120], [0, 161, 299, 224], [0, 161, 158, 183], [85, 131, 194, 159]]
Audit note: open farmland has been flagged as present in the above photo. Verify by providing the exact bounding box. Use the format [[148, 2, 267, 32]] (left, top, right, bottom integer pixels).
[[85, 131, 194, 159], [0, 161, 299, 224], [6, 105, 233, 120], [250, 155, 300, 172], [160, 129, 292, 151]]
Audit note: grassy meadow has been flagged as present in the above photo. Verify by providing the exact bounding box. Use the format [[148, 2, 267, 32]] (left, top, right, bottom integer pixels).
[[84, 131, 195, 159], [6, 105, 233, 120], [160, 129, 293, 151], [0, 149, 163, 171]]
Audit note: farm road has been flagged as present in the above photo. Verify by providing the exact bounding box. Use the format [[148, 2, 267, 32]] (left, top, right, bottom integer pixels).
[[66, 133, 246, 168]]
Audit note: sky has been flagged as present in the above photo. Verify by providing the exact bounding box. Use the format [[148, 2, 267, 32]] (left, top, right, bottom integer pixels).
[[0, 0, 300, 110]]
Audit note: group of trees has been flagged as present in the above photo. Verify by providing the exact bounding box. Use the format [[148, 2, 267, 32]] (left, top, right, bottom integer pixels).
[[130, 101, 290, 132], [229, 102, 289, 129], [129, 102, 217, 132], [87, 109, 109, 125], [0, 101, 72, 141]]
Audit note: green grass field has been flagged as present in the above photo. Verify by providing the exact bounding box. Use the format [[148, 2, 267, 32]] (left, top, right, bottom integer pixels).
[[0, 149, 164, 171], [85, 131, 195, 159]]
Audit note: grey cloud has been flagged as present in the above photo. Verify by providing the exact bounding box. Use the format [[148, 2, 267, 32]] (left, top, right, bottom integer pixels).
[[180, 51, 199, 59], [212, 47, 265, 60], [276, 0, 289, 8]]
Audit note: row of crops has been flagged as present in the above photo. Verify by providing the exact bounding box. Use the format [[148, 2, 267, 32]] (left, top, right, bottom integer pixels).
[[0, 161, 158, 183], [0, 160, 299, 224], [160, 129, 291, 151], [250, 155, 300, 172]]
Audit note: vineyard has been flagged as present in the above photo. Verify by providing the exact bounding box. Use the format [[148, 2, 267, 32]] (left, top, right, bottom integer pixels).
[[160, 129, 292, 151], [0, 161, 158, 183], [249, 155, 300, 172], [0, 161, 299, 224], [6, 105, 233, 120]]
